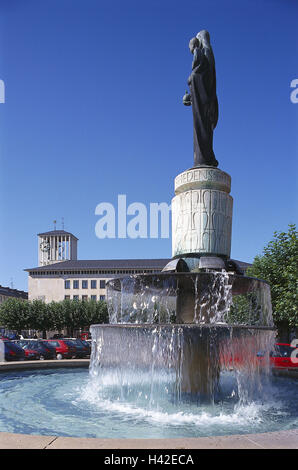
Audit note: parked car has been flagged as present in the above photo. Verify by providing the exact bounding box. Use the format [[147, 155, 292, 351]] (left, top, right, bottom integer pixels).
[[3, 341, 26, 361], [16, 340, 40, 360], [22, 340, 56, 360], [63, 339, 90, 358], [42, 339, 77, 360], [270, 343, 298, 368], [257, 343, 298, 369], [80, 339, 92, 355]]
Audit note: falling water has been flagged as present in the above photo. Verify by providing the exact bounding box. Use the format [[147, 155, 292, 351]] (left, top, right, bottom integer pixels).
[[91, 271, 275, 408]]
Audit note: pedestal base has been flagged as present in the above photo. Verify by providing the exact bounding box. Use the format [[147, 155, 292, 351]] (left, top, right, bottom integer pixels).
[[172, 167, 233, 259]]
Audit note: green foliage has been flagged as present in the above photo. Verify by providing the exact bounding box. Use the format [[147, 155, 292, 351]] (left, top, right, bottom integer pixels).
[[0, 298, 30, 333], [226, 293, 262, 326], [0, 298, 109, 334], [29, 300, 52, 331], [247, 224, 298, 327]]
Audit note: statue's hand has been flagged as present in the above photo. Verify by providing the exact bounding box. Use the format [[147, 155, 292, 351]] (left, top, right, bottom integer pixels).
[[183, 91, 192, 106]]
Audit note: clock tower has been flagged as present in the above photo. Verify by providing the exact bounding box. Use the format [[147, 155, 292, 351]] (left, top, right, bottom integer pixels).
[[38, 230, 78, 266]]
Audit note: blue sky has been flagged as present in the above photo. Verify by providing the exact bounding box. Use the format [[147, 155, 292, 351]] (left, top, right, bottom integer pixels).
[[0, 0, 297, 292]]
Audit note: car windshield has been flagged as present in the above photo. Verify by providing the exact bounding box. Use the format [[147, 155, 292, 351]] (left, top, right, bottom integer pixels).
[[43, 343, 55, 349], [44, 341, 60, 347], [65, 340, 84, 348], [63, 340, 77, 346]]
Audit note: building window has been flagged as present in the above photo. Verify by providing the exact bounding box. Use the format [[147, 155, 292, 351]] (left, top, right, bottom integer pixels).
[[91, 295, 97, 301], [73, 295, 79, 300], [82, 295, 88, 301], [82, 280, 88, 289], [73, 280, 79, 289], [64, 280, 70, 289], [100, 280, 106, 289], [100, 295, 106, 301], [91, 280, 97, 289], [64, 295, 70, 300]]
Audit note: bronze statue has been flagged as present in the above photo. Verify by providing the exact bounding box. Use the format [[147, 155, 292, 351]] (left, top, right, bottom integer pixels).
[[183, 30, 218, 168]]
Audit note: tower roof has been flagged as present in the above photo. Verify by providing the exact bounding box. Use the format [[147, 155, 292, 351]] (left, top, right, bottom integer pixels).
[[38, 230, 78, 240]]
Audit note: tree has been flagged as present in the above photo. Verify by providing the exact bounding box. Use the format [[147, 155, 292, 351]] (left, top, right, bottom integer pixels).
[[29, 299, 53, 338], [0, 298, 30, 334], [0, 298, 109, 337], [247, 224, 298, 339]]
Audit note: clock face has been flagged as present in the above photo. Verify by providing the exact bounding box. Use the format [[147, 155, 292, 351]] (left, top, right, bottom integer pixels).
[[40, 241, 50, 253]]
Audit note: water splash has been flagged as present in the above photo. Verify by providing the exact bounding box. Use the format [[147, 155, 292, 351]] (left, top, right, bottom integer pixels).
[[106, 272, 273, 327]]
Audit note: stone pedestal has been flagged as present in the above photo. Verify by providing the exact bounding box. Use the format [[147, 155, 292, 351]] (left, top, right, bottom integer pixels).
[[172, 167, 233, 259]]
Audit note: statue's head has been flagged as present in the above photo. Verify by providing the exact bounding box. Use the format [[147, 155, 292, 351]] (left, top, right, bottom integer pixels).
[[196, 30, 215, 67], [196, 30, 211, 47], [189, 37, 200, 54]]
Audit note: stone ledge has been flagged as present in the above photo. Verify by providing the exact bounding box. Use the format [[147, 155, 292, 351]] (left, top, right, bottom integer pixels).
[[0, 359, 90, 371], [0, 429, 297, 449]]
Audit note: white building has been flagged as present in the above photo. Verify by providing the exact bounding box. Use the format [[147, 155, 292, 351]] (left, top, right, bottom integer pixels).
[[25, 230, 169, 303]]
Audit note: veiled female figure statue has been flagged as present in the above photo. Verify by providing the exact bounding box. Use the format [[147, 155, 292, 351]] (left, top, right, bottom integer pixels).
[[183, 30, 219, 168]]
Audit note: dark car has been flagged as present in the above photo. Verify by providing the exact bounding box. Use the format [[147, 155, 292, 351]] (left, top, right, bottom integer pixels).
[[28, 340, 56, 360], [18, 339, 56, 360], [42, 339, 77, 360], [63, 339, 90, 358], [16, 340, 40, 360], [80, 339, 91, 355], [3, 341, 26, 361]]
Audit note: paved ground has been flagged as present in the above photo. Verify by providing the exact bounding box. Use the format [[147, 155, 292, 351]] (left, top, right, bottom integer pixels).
[[0, 360, 297, 449], [0, 429, 298, 449]]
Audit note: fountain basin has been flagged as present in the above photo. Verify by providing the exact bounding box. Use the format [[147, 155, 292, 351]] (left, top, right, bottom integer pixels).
[[0, 365, 297, 440], [90, 324, 275, 399]]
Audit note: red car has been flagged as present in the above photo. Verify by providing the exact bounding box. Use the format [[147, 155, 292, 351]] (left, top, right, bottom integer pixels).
[[270, 343, 298, 369], [17, 340, 40, 360], [42, 339, 77, 360]]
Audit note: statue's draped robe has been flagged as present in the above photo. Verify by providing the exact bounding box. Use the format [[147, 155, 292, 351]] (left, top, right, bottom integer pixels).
[[188, 47, 218, 167]]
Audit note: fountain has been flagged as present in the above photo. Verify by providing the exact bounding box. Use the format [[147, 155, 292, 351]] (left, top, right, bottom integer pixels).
[[2, 32, 298, 444], [89, 30, 276, 405]]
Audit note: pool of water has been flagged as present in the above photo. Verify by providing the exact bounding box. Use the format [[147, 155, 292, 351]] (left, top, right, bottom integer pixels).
[[0, 368, 297, 439]]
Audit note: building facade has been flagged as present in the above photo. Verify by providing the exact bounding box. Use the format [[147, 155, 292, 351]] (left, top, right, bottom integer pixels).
[[25, 230, 251, 303], [26, 230, 169, 303], [26, 258, 169, 303], [0, 285, 28, 304]]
